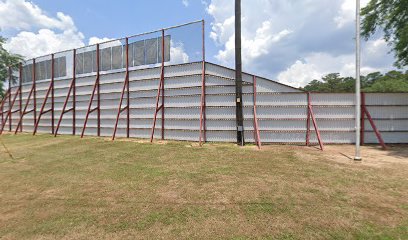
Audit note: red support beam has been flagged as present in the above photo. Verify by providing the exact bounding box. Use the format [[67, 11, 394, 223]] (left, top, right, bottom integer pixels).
[[360, 92, 365, 145], [19, 63, 22, 132], [199, 20, 206, 145], [15, 60, 37, 134], [306, 92, 311, 146], [81, 44, 101, 138], [308, 93, 324, 151], [150, 30, 166, 142], [33, 54, 55, 135], [55, 50, 77, 136], [252, 76, 261, 149], [112, 38, 130, 140], [0, 85, 21, 134], [361, 98, 387, 150], [8, 66, 12, 131]]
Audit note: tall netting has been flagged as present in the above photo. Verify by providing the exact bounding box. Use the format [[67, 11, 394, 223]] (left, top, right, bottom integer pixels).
[[164, 21, 204, 65]]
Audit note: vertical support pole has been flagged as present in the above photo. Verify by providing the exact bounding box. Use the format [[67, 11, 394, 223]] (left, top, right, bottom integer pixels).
[[150, 30, 166, 142], [54, 50, 76, 137], [97, 45, 101, 137], [33, 54, 55, 135], [161, 29, 165, 140], [306, 92, 311, 146], [8, 66, 12, 132], [19, 63, 22, 132], [126, 39, 130, 138], [252, 76, 261, 149], [51, 54, 55, 134], [354, 0, 362, 160], [73, 49, 76, 135], [112, 38, 130, 140], [360, 92, 365, 145], [33, 58, 37, 128], [199, 19, 207, 145], [235, 0, 245, 146], [81, 44, 100, 138]]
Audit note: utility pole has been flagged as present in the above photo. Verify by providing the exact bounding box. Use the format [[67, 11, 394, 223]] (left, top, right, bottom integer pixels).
[[354, 0, 362, 161], [235, 0, 244, 146]]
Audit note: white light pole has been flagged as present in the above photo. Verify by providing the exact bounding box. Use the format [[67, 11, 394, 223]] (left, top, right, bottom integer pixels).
[[354, 0, 362, 161]]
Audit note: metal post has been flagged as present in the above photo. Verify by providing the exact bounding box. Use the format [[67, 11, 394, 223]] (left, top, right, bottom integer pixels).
[[55, 50, 76, 137], [354, 0, 362, 161], [161, 29, 165, 140], [51, 55, 55, 134], [19, 63, 22, 132], [306, 92, 311, 146], [126, 38, 130, 138], [235, 0, 244, 146], [199, 19, 207, 145], [33, 59, 37, 127], [252, 76, 261, 149], [73, 50, 76, 135], [97, 45, 101, 137], [8, 66, 12, 131], [360, 92, 365, 145]]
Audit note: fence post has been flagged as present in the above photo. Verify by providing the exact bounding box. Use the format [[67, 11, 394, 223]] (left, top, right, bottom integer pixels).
[[252, 75, 261, 149], [199, 19, 206, 145], [306, 92, 311, 146]]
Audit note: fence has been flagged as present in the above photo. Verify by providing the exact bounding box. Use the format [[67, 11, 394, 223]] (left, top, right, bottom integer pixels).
[[1, 20, 407, 147]]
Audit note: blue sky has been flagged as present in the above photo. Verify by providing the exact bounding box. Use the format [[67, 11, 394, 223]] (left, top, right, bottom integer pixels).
[[0, 0, 400, 87]]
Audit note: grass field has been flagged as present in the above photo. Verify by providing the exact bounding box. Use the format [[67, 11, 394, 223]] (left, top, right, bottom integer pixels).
[[0, 133, 407, 239]]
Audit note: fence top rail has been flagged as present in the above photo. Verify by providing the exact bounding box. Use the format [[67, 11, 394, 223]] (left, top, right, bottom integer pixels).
[[22, 19, 204, 62]]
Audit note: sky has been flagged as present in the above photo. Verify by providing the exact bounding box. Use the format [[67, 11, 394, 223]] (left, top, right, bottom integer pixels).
[[0, 0, 399, 87]]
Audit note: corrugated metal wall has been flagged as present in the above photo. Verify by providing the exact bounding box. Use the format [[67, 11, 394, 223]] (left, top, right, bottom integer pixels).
[[1, 62, 407, 144]]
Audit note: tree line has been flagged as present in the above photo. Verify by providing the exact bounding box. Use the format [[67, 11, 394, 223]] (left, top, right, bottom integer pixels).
[[302, 70, 408, 93]]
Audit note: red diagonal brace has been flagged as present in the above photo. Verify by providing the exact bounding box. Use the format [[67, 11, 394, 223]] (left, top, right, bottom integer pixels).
[[15, 59, 37, 134], [361, 93, 386, 149], [252, 76, 261, 149], [150, 29, 166, 142], [55, 50, 77, 137], [81, 44, 100, 138], [112, 38, 130, 140], [306, 93, 324, 151], [199, 20, 207, 146], [0, 87, 21, 134], [0, 89, 11, 130], [33, 54, 55, 135]]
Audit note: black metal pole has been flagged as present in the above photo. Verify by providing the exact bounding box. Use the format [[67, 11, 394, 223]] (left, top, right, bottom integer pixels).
[[235, 0, 244, 146]]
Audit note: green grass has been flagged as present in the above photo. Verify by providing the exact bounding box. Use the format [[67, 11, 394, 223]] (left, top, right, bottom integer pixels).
[[0, 134, 407, 239]]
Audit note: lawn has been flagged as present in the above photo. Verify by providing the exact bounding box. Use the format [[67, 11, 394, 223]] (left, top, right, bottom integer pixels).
[[0, 134, 407, 239]]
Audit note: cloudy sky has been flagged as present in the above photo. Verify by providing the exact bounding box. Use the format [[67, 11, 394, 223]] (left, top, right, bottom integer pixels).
[[0, 0, 398, 87]]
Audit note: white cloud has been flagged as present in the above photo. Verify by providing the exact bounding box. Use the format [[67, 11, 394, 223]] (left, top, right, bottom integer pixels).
[[88, 37, 115, 45], [170, 41, 190, 64], [334, 0, 370, 28], [277, 38, 393, 87], [206, 0, 395, 88], [182, 0, 189, 7], [0, 0, 76, 31]]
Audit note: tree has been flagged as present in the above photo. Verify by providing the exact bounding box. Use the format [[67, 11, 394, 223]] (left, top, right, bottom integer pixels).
[[361, 0, 408, 67], [0, 36, 22, 98], [302, 71, 408, 93]]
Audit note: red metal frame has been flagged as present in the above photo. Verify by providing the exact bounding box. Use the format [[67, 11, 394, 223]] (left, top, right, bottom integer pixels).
[[361, 93, 386, 149], [360, 92, 365, 145], [306, 92, 324, 150], [150, 30, 166, 142], [0, 67, 21, 134], [81, 44, 101, 138], [33, 54, 55, 135], [55, 49, 77, 136], [252, 76, 261, 149], [18, 63, 23, 132], [112, 38, 130, 140], [15, 59, 37, 134], [0, 88, 11, 132], [199, 20, 207, 145]]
